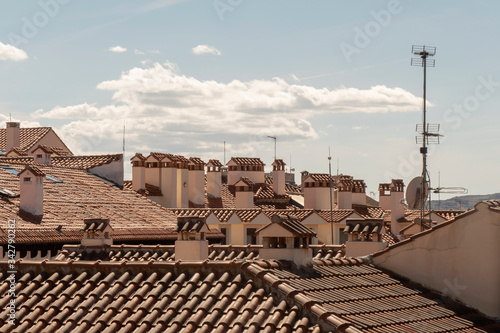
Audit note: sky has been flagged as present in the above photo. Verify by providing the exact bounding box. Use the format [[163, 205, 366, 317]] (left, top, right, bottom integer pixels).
[[0, 0, 499, 199]]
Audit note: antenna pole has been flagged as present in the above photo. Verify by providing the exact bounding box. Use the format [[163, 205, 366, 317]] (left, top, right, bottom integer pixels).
[[328, 147, 334, 244], [122, 118, 126, 156], [223, 141, 226, 165], [411, 45, 436, 231], [267, 136, 277, 160]]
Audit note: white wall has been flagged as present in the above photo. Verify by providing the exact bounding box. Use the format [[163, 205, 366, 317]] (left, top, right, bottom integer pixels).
[[228, 170, 264, 185], [304, 187, 334, 210], [373, 203, 500, 319], [188, 169, 205, 205], [161, 167, 177, 208], [207, 171, 221, 197], [89, 158, 124, 186], [177, 168, 189, 208]]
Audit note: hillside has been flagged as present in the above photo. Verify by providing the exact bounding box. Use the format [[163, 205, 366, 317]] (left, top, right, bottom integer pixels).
[[430, 192, 500, 210]]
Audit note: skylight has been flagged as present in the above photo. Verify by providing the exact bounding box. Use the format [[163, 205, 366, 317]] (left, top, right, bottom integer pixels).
[[0, 165, 19, 176], [46, 175, 63, 183]]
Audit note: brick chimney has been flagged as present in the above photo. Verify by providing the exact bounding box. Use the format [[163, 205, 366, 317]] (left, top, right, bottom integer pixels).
[[271, 159, 286, 196], [5, 122, 20, 152], [352, 179, 367, 205], [206, 159, 222, 197], [19, 165, 45, 216], [130, 153, 146, 191], [390, 179, 405, 235], [303, 173, 335, 210], [337, 175, 354, 209], [188, 157, 206, 206], [235, 177, 254, 208], [32, 145, 53, 165]]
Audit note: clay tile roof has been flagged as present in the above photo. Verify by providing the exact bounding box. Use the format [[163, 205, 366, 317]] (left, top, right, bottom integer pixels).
[[130, 153, 146, 161], [379, 183, 391, 191], [433, 210, 467, 220], [175, 218, 207, 233], [262, 209, 313, 221], [82, 218, 111, 232], [171, 209, 211, 219], [352, 179, 366, 189], [212, 209, 235, 223], [50, 154, 122, 169], [228, 157, 265, 166], [304, 173, 336, 183], [271, 159, 286, 166], [260, 214, 316, 236], [166, 153, 189, 163], [207, 159, 223, 167], [5, 147, 27, 156], [316, 209, 353, 223], [0, 127, 52, 151], [236, 177, 254, 186], [148, 152, 167, 161], [254, 184, 289, 201], [188, 157, 205, 165], [481, 200, 500, 211], [20, 165, 46, 177], [234, 209, 261, 223]]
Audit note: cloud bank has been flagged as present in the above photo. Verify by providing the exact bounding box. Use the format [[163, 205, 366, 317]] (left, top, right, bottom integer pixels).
[[0, 42, 28, 61], [32, 61, 421, 156]]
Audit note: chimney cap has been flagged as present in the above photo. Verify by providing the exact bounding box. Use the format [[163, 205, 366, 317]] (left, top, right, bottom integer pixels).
[[207, 159, 223, 167], [19, 165, 45, 178], [271, 159, 286, 167], [82, 218, 112, 232], [130, 153, 146, 161], [188, 157, 206, 165], [6, 122, 20, 128], [227, 157, 265, 166]]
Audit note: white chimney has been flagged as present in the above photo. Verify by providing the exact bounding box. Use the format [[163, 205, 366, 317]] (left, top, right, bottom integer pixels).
[[227, 157, 265, 185], [130, 153, 146, 191], [206, 159, 222, 197], [390, 179, 405, 235], [175, 217, 209, 261], [271, 159, 286, 196], [352, 179, 367, 206], [303, 174, 335, 210], [378, 183, 391, 210], [160, 155, 177, 208], [19, 165, 45, 216], [144, 153, 162, 189], [188, 157, 206, 206], [81, 218, 113, 247], [337, 175, 353, 210], [235, 177, 254, 208], [6, 122, 20, 152], [176, 157, 189, 208], [32, 145, 52, 165]]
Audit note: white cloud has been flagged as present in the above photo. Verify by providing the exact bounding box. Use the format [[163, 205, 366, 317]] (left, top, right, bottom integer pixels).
[[0, 42, 28, 61], [192, 44, 221, 56], [109, 46, 127, 53], [35, 62, 422, 157]]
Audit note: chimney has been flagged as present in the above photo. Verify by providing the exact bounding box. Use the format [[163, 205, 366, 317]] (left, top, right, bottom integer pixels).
[[19, 165, 45, 216], [130, 153, 146, 191], [390, 179, 405, 235], [303, 173, 335, 210], [206, 159, 222, 197], [6, 122, 20, 152], [337, 175, 354, 209], [81, 218, 113, 247], [175, 217, 209, 261], [159, 154, 177, 208], [352, 179, 367, 205], [188, 157, 206, 206], [226, 157, 265, 185], [32, 145, 52, 165], [271, 159, 286, 196], [144, 153, 162, 188], [234, 177, 254, 208], [378, 183, 391, 210], [176, 156, 189, 208]]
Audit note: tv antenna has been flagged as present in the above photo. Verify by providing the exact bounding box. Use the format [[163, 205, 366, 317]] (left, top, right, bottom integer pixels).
[[411, 45, 441, 230], [267, 136, 277, 161], [328, 146, 334, 244]]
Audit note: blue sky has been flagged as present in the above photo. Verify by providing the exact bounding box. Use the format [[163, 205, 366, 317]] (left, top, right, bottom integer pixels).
[[1, 0, 499, 199]]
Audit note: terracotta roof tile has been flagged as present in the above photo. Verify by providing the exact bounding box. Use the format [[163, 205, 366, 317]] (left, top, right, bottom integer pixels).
[[207, 159, 223, 167], [227, 157, 265, 166], [188, 157, 205, 165], [5, 147, 28, 156], [0, 127, 52, 151], [0, 154, 122, 170]]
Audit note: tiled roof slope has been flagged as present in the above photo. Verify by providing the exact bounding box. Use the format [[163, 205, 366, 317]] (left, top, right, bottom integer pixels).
[[244, 260, 500, 333], [123, 181, 163, 197], [227, 157, 265, 165], [0, 127, 51, 151], [0, 163, 179, 244], [0, 154, 122, 170], [265, 175, 303, 194], [0, 260, 321, 333]]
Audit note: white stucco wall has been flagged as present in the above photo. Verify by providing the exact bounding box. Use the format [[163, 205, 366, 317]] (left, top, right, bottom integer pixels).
[[160, 167, 177, 208], [177, 168, 189, 208], [227, 170, 265, 185], [206, 171, 222, 197], [188, 169, 205, 205], [89, 158, 124, 186], [304, 187, 334, 210], [372, 203, 500, 319]]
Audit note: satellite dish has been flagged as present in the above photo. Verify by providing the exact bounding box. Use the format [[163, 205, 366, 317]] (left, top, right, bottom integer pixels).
[[406, 176, 429, 210]]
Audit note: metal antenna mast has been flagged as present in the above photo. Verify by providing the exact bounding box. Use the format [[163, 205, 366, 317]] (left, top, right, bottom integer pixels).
[[328, 147, 334, 244], [267, 136, 277, 160], [411, 45, 438, 230]]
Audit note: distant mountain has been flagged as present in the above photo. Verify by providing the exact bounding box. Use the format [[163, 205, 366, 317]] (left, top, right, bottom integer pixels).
[[430, 193, 500, 210]]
